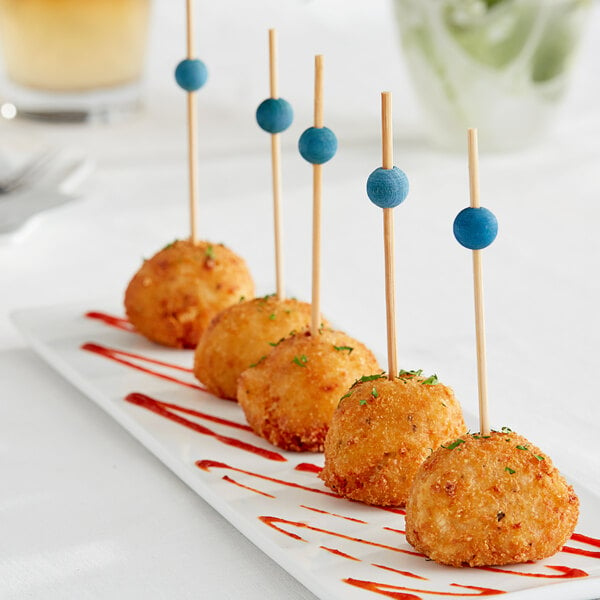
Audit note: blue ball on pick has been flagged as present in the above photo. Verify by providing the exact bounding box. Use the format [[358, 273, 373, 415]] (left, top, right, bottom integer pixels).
[[175, 58, 208, 91], [366, 167, 409, 209], [298, 127, 337, 164], [453, 207, 498, 250], [256, 98, 294, 134]]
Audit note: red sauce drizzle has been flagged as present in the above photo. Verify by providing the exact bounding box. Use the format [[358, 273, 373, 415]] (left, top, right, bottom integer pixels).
[[371, 564, 427, 581], [379, 506, 406, 516], [258, 515, 423, 558], [197, 460, 338, 498], [85, 311, 134, 332], [479, 565, 587, 579], [563, 532, 600, 559], [82, 342, 203, 390], [343, 580, 504, 599], [222, 475, 275, 498], [300, 504, 367, 524], [384, 527, 406, 535], [142, 396, 251, 432], [320, 546, 360, 561], [200, 460, 408, 518], [295, 462, 323, 474], [126, 393, 285, 462]]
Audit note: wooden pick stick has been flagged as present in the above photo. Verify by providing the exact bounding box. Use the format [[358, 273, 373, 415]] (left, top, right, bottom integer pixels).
[[269, 29, 285, 301], [311, 55, 324, 335], [185, 0, 195, 58], [381, 92, 398, 380], [314, 55, 324, 128], [468, 128, 490, 436], [186, 0, 199, 245], [269, 28, 278, 99]]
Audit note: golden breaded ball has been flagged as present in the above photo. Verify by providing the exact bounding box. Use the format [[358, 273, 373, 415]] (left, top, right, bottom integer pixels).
[[320, 372, 466, 507], [405, 430, 579, 567], [194, 295, 317, 400], [237, 328, 380, 452], [124, 240, 254, 348]]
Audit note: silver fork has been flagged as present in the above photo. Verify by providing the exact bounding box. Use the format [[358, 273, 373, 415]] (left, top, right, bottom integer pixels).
[[0, 148, 58, 194]]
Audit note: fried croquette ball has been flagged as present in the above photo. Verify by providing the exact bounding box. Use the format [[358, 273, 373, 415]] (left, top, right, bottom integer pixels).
[[124, 240, 254, 349], [237, 328, 380, 452], [194, 295, 319, 400], [405, 430, 579, 567], [320, 372, 466, 507]]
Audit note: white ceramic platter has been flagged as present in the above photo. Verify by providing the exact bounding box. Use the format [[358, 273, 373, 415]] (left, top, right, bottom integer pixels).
[[12, 303, 600, 600]]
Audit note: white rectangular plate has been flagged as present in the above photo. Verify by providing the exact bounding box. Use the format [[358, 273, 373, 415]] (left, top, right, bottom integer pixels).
[[12, 303, 600, 600]]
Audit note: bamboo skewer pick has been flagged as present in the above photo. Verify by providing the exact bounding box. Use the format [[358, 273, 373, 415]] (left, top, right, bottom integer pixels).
[[311, 56, 324, 335], [468, 130, 490, 436], [453, 128, 498, 436], [298, 55, 337, 335], [185, 0, 199, 245], [269, 29, 285, 300], [366, 92, 409, 380], [175, 0, 207, 245], [381, 93, 398, 381], [256, 29, 293, 301]]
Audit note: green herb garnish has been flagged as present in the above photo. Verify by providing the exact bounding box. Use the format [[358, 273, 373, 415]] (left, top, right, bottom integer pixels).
[[333, 345, 354, 354], [398, 369, 439, 385], [352, 373, 386, 388], [442, 438, 465, 450], [371, 386, 378, 398], [292, 355, 308, 367], [359, 399, 368, 406], [338, 391, 353, 405], [516, 445, 529, 451], [269, 337, 285, 347], [258, 293, 275, 303], [398, 369, 423, 378], [505, 467, 516, 475], [249, 355, 267, 368], [268, 313, 276, 320], [205, 245, 215, 260], [501, 426, 513, 434], [534, 455, 545, 461]]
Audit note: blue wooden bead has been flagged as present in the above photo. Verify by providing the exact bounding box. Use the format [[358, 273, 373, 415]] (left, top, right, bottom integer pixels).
[[366, 167, 409, 209], [256, 98, 293, 134], [453, 207, 498, 250], [298, 127, 337, 164], [175, 59, 208, 91]]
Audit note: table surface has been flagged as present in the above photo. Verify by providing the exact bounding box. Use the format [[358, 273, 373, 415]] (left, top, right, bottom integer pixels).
[[1, 1, 600, 599]]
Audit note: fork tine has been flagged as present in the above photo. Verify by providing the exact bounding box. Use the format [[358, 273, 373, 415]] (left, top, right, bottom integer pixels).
[[0, 148, 59, 194]]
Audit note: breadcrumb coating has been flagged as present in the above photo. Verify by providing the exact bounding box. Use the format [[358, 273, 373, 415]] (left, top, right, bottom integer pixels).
[[237, 328, 380, 452], [405, 430, 579, 567], [124, 240, 254, 348], [320, 374, 465, 506], [194, 295, 316, 400]]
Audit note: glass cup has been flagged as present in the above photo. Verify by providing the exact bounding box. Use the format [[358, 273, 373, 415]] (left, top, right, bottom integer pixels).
[[394, 0, 591, 151], [0, 0, 151, 122]]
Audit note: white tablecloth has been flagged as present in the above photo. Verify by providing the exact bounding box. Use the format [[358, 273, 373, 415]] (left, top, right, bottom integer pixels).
[[1, 1, 599, 598]]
